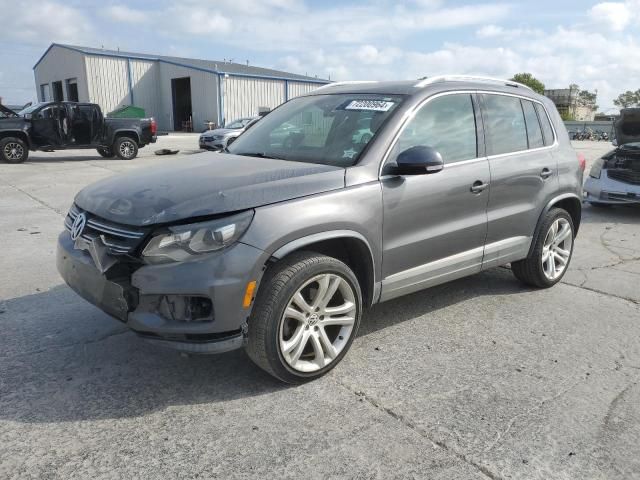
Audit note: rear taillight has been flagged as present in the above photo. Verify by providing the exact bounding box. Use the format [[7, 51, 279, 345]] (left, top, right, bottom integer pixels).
[[151, 118, 157, 135], [577, 152, 586, 172]]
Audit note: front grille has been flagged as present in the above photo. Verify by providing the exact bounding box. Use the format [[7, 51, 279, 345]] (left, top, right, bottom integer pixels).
[[64, 204, 147, 256], [608, 169, 640, 185]]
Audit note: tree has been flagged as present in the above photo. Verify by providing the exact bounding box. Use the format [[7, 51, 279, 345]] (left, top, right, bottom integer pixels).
[[570, 84, 598, 112], [613, 90, 640, 108], [510, 73, 545, 94]]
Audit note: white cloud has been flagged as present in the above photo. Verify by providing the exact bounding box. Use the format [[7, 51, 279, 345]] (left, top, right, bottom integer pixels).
[[102, 5, 148, 24], [588, 2, 632, 31], [0, 0, 94, 45]]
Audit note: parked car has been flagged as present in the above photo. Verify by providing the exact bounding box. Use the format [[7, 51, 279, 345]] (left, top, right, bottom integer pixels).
[[199, 116, 260, 151], [584, 108, 640, 206], [0, 101, 156, 163], [57, 76, 583, 383], [269, 121, 304, 147], [351, 116, 373, 144]]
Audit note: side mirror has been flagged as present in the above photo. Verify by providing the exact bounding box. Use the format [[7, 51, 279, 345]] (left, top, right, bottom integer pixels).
[[393, 146, 444, 175], [226, 136, 237, 147]]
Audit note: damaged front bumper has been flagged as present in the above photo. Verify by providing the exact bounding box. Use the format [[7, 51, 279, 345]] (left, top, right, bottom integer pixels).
[[584, 171, 640, 204], [56, 231, 266, 354]]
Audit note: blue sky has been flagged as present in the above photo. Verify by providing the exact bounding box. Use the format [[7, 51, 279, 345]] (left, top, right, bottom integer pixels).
[[1, 0, 638, 111]]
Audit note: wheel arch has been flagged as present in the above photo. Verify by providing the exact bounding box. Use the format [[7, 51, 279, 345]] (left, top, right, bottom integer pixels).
[[0, 131, 30, 148], [269, 231, 378, 308], [113, 130, 140, 145], [527, 193, 582, 257]]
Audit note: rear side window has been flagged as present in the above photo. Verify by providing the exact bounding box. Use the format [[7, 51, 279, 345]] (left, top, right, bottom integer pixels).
[[535, 103, 555, 146], [522, 100, 544, 149], [391, 93, 477, 164], [482, 94, 528, 156]]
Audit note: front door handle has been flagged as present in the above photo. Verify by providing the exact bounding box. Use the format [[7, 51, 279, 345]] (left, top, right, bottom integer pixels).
[[540, 168, 553, 179], [470, 180, 489, 193]]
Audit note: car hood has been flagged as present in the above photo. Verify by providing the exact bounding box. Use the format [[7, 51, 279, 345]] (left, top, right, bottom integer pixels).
[[74, 152, 345, 226], [615, 108, 640, 146], [202, 128, 240, 137], [0, 104, 18, 117]]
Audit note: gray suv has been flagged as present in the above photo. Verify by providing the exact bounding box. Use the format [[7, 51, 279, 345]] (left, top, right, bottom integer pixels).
[[57, 76, 583, 383]]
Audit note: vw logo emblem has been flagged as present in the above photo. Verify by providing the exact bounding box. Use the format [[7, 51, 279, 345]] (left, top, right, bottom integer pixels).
[[70, 213, 87, 241]]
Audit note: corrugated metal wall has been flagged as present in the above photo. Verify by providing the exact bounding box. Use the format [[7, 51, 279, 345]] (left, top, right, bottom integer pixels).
[[85, 56, 131, 114], [223, 76, 285, 123], [287, 81, 320, 99], [129, 59, 161, 121]]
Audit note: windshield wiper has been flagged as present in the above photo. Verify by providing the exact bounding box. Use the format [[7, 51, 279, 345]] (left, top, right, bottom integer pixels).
[[235, 152, 287, 160]]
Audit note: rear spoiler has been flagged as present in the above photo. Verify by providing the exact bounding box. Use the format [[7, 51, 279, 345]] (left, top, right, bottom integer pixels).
[[0, 104, 18, 117]]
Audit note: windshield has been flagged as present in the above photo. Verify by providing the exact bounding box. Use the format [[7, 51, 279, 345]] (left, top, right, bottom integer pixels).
[[227, 94, 403, 167], [225, 118, 254, 129], [17, 103, 45, 116]]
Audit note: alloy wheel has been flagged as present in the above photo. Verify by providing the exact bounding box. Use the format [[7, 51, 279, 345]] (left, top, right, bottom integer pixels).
[[4, 142, 24, 161], [119, 141, 135, 158], [279, 273, 357, 373], [541, 217, 573, 281]]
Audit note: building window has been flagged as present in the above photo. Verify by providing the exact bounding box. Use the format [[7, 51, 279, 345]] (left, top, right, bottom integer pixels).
[[66, 78, 79, 102], [40, 84, 51, 102], [52, 81, 64, 101]]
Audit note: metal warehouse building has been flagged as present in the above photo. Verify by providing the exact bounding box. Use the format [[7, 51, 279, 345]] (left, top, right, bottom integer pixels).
[[34, 44, 329, 131]]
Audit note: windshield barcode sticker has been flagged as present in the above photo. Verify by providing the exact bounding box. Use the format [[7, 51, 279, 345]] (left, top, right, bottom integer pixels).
[[344, 100, 395, 112]]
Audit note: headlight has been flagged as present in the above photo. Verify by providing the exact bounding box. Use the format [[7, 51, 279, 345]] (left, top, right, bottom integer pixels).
[[589, 158, 604, 179], [142, 211, 254, 264]]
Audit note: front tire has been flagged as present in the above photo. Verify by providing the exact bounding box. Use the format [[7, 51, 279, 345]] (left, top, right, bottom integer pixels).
[[1, 137, 29, 164], [512, 208, 575, 288], [114, 137, 138, 160], [245, 252, 362, 383]]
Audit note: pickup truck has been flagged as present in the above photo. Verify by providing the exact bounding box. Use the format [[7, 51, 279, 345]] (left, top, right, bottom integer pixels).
[[0, 101, 156, 163]]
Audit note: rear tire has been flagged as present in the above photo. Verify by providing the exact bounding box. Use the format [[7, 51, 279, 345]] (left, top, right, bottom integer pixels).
[[114, 136, 138, 160], [1, 137, 28, 164], [97, 147, 114, 158], [245, 252, 362, 383], [512, 208, 575, 288]]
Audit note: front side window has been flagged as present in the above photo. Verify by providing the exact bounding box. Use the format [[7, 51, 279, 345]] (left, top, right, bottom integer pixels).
[[228, 94, 403, 167], [482, 94, 528, 155], [522, 100, 544, 149], [390, 93, 477, 164]]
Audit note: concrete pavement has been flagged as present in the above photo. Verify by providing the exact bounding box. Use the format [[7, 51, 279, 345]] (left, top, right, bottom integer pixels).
[[0, 138, 638, 479]]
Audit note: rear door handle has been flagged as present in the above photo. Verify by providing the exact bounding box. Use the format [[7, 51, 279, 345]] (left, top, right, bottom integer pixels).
[[470, 180, 489, 193], [540, 168, 553, 179]]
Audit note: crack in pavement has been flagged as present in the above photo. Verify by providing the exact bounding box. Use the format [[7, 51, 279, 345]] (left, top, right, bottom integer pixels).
[[484, 379, 582, 453], [602, 380, 638, 430], [561, 280, 640, 305], [0, 180, 65, 217], [0, 328, 130, 360], [334, 378, 502, 480]]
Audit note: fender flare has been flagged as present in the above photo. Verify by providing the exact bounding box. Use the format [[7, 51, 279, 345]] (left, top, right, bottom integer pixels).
[[269, 229, 380, 305], [112, 129, 141, 144], [527, 192, 582, 257], [0, 129, 32, 149]]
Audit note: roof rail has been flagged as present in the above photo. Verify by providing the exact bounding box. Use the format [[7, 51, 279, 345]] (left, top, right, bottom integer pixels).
[[414, 75, 534, 91], [315, 80, 379, 90]]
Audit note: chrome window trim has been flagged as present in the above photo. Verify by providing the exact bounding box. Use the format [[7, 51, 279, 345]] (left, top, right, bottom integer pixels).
[[378, 90, 558, 177]]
